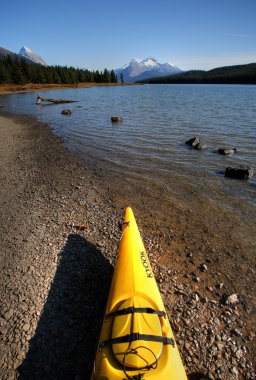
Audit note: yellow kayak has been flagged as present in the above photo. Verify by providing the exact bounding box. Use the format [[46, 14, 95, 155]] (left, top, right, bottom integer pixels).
[[91, 207, 187, 379]]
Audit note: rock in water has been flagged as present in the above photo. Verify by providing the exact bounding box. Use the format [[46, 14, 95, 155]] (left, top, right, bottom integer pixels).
[[61, 109, 72, 115], [185, 136, 201, 147], [225, 166, 253, 180], [186, 136, 206, 150], [111, 116, 123, 122], [194, 142, 207, 150], [218, 148, 237, 155]]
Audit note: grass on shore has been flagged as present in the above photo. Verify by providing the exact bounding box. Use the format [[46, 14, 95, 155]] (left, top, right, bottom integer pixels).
[[0, 82, 133, 94]]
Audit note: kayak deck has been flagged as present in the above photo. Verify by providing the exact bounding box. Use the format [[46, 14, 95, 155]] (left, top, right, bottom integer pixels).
[[91, 207, 187, 379]]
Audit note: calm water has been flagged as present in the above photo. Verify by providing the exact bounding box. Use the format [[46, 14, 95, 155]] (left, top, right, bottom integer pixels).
[[1, 84, 256, 214]]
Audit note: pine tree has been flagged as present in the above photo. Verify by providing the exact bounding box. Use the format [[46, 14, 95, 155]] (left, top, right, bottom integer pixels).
[[103, 68, 110, 83], [120, 72, 124, 83], [110, 70, 117, 83]]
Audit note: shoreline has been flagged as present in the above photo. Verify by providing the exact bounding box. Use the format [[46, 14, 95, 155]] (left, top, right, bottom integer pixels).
[[0, 82, 137, 95], [0, 113, 255, 379]]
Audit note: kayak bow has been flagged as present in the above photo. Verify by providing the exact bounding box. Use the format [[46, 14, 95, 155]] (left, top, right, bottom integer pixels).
[[91, 207, 187, 379]]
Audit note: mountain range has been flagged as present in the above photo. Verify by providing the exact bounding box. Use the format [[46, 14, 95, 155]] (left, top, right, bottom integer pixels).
[[1, 46, 255, 85], [115, 57, 182, 82]]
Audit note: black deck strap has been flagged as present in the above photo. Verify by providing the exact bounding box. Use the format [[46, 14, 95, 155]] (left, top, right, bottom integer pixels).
[[105, 307, 166, 319], [99, 333, 175, 350]]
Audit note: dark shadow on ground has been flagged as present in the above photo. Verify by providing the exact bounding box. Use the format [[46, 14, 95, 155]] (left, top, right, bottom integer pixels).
[[18, 234, 113, 380], [188, 373, 210, 380]]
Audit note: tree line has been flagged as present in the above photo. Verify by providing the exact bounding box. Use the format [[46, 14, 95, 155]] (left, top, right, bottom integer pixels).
[[138, 63, 256, 85], [0, 55, 119, 85]]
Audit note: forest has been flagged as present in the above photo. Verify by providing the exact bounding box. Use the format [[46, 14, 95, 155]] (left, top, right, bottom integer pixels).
[[138, 63, 256, 85], [0, 55, 118, 85]]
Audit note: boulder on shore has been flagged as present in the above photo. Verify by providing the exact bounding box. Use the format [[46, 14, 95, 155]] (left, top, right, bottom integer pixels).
[[218, 148, 237, 156], [225, 166, 253, 180]]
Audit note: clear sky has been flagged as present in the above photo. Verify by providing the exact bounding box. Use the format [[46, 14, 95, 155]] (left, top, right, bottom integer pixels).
[[1, 0, 256, 71]]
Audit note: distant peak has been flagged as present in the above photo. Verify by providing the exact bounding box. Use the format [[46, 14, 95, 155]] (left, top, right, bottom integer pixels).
[[115, 56, 182, 82], [130, 57, 142, 63], [20, 46, 31, 53], [19, 46, 47, 66]]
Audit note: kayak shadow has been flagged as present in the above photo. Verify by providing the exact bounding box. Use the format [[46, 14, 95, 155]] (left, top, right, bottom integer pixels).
[[188, 373, 211, 380], [18, 234, 113, 380]]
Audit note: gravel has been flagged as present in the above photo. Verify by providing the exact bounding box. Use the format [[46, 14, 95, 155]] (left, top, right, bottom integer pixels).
[[0, 114, 255, 380]]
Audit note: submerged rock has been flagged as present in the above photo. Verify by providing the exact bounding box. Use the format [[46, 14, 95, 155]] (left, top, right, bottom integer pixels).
[[218, 148, 237, 155], [225, 166, 253, 180], [111, 116, 123, 122]]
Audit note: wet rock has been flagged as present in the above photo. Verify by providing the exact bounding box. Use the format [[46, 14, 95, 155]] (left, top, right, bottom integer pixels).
[[61, 109, 72, 115], [111, 116, 123, 122], [194, 142, 207, 150], [186, 136, 206, 150], [186, 136, 201, 146], [218, 148, 237, 155], [225, 166, 254, 180]]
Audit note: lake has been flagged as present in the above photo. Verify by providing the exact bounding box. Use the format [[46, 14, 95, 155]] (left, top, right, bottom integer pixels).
[[1, 84, 255, 219]]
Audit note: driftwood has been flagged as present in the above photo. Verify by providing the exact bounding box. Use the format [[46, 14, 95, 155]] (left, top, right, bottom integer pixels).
[[36, 95, 78, 104]]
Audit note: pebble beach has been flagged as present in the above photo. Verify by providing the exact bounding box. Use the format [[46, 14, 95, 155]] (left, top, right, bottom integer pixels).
[[0, 113, 255, 380]]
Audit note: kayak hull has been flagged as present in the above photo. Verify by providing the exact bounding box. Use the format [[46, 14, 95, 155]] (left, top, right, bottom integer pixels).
[[91, 207, 187, 379]]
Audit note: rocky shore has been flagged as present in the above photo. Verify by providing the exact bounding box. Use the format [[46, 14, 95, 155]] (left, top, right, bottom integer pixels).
[[0, 114, 255, 380]]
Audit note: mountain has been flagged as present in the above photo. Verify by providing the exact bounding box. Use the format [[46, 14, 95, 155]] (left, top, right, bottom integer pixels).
[[19, 46, 47, 66], [0, 47, 34, 64], [115, 57, 182, 82], [138, 63, 256, 85]]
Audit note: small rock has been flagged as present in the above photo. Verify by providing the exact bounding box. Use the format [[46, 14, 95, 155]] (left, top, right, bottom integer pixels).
[[185, 136, 201, 146], [218, 147, 237, 155], [200, 263, 208, 272], [0, 317, 6, 326], [217, 342, 225, 350], [4, 309, 14, 320], [186, 136, 206, 151], [111, 116, 123, 122], [225, 166, 254, 180], [23, 323, 30, 332], [61, 109, 72, 115], [231, 367, 239, 375], [194, 142, 207, 150], [225, 294, 239, 305], [216, 283, 224, 289], [231, 328, 243, 337]]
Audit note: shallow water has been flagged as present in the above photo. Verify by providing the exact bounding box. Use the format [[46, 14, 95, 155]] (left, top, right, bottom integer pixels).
[[1, 84, 256, 219]]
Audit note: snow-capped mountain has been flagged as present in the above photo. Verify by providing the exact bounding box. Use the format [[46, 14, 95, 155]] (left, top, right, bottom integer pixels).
[[115, 57, 182, 82], [19, 46, 47, 66]]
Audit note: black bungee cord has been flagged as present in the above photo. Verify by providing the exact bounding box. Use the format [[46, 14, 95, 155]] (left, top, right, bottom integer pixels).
[[122, 345, 158, 380]]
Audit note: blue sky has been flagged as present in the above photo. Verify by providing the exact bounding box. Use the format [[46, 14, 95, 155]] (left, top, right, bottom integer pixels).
[[1, 0, 256, 71]]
